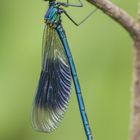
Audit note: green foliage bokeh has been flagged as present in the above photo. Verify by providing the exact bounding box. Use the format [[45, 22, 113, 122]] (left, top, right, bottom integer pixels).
[[0, 0, 137, 140]]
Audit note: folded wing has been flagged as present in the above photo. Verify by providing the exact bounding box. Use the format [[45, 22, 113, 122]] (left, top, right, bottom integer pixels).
[[32, 25, 72, 133]]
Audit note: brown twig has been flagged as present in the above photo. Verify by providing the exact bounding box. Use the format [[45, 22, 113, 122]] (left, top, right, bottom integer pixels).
[[85, 0, 140, 140]]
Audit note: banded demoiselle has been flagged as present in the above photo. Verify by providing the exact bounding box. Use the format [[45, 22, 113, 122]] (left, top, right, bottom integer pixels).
[[32, 0, 97, 140]]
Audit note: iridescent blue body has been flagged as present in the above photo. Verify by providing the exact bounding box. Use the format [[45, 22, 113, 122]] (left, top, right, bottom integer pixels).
[[32, 1, 94, 140]]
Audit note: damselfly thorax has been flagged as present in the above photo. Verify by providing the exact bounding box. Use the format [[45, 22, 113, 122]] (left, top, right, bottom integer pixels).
[[45, 2, 64, 28]]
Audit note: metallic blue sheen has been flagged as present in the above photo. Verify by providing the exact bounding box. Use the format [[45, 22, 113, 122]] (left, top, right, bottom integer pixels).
[[57, 25, 93, 140], [77, 94, 85, 110], [32, 3, 94, 140], [45, 6, 53, 19]]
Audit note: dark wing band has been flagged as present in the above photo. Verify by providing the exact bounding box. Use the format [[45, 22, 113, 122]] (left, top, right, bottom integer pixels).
[[32, 25, 72, 132]]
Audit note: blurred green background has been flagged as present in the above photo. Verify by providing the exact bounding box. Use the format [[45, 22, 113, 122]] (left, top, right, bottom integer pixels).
[[0, 0, 138, 140]]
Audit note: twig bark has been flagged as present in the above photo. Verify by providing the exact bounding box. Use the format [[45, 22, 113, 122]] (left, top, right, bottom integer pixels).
[[131, 40, 140, 140], [85, 0, 140, 140]]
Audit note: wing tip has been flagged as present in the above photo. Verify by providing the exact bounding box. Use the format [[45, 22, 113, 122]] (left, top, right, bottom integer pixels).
[[31, 104, 67, 133]]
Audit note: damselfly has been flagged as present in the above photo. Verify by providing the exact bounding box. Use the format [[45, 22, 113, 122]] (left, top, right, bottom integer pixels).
[[32, 0, 97, 140]]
